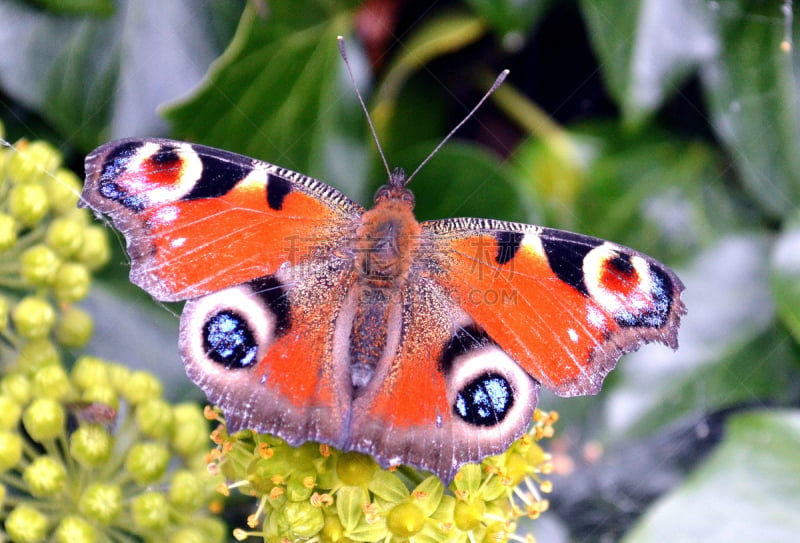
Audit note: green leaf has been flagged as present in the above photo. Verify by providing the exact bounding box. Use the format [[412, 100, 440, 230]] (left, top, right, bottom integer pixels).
[[0, 0, 233, 150], [579, 0, 716, 125], [464, 0, 552, 45], [770, 216, 800, 344], [623, 409, 800, 542], [701, 1, 800, 217], [28, 0, 114, 16], [164, 2, 368, 198]]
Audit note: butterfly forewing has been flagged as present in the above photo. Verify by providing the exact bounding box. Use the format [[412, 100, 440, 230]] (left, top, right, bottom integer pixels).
[[82, 138, 364, 301]]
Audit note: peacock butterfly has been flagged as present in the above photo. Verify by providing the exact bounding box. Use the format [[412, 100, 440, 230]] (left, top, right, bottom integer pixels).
[[81, 65, 685, 483]]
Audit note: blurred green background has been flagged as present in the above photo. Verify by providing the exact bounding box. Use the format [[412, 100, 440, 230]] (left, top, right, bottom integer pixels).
[[1, 0, 799, 541]]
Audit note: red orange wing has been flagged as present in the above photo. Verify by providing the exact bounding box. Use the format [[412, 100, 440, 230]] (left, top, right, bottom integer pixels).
[[422, 218, 686, 396], [82, 138, 364, 301]]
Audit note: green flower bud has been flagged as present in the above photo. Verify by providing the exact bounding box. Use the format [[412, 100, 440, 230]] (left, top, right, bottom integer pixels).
[[53, 262, 90, 304], [74, 225, 110, 271], [125, 442, 170, 485], [120, 370, 162, 405], [171, 403, 209, 457], [0, 395, 22, 429], [131, 491, 169, 530], [171, 519, 226, 543], [5, 504, 49, 543], [387, 502, 426, 538], [0, 430, 23, 471], [70, 424, 113, 467], [31, 364, 74, 400], [23, 455, 67, 497], [7, 140, 61, 185], [16, 339, 61, 372], [46, 217, 85, 258], [0, 213, 17, 250], [281, 502, 325, 540], [8, 183, 49, 226], [20, 245, 61, 287], [106, 363, 131, 393], [169, 470, 207, 511], [454, 499, 486, 531], [12, 297, 56, 340], [136, 398, 173, 439], [71, 356, 110, 390], [56, 306, 93, 348], [286, 472, 314, 501], [337, 452, 378, 486], [54, 515, 97, 543], [1, 373, 31, 404], [46, 168, 82, 216], [80, 386, 119, 412], [79, 483, 122, 525], [22, 397, 65, 442]]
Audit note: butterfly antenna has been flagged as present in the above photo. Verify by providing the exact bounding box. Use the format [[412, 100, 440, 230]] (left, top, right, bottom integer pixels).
[[406, 69, 509, 185], [337, 36, 392, 179]]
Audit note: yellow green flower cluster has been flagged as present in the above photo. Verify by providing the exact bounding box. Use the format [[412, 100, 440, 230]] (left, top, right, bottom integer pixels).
[[0, 123, 226, 542], [206, 407, 557, 543], [0, 121, 110, 368], [0, 356, 225, 543]]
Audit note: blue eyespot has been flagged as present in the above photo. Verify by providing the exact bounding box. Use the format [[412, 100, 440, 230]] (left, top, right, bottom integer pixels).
[[454, 373, 513, 426], [203, 311, 258, 368]]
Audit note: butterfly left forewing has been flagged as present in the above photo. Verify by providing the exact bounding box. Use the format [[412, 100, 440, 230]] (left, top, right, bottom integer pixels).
[[82, 138, 364, 301], [422, 218, 686, 396]]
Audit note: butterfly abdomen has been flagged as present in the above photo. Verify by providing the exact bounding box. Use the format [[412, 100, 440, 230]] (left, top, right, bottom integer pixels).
[[342, 196, 424, 389]]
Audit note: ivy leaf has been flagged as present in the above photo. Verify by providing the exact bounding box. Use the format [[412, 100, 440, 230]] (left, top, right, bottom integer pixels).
[[770, 216, 800, 344], [464, 0, 552, 42], [164, 2, 369, 199], [623, 410, 800, 542], [700, 1, 800, 218], [579, 0, 716, 126], [0, 0, 230, 150]]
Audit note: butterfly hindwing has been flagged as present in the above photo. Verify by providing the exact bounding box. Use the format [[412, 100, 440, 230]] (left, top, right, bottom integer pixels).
[[349, 277, 540, 481], [82, 138, 364, 301], [423, 218, 686, 396], [179, 256, 356, 448]]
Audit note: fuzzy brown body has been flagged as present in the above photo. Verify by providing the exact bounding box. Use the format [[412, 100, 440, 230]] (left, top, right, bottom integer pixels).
[[348, 194, 422, 388]]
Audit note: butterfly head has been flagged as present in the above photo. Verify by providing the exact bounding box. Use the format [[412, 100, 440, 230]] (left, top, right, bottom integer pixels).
[[374, 167, 415, 209]]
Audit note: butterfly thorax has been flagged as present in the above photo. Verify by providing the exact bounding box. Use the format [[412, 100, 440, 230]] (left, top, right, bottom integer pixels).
[[347, 191, 422, 389], [354, 193, 420, 287]]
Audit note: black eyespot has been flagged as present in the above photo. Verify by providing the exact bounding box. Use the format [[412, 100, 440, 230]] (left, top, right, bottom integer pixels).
[[202, 311, 258, 369], [454, 372, 514, 426]]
